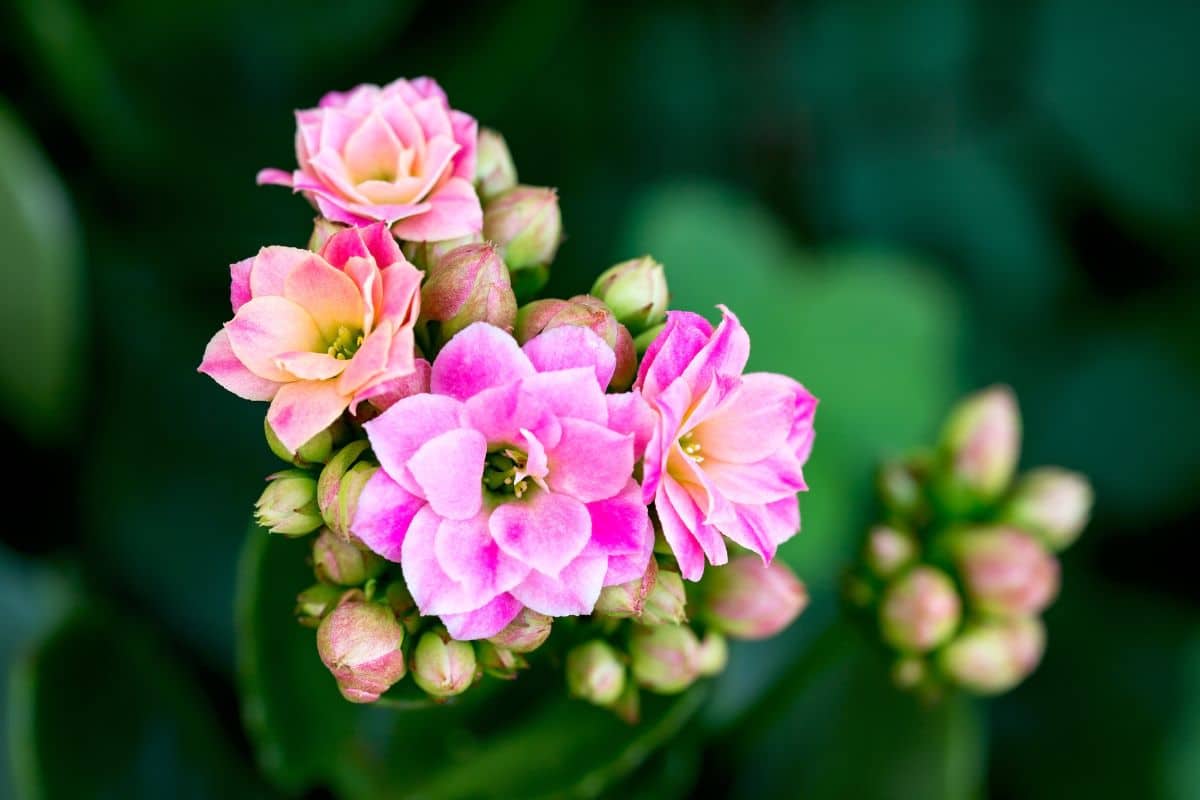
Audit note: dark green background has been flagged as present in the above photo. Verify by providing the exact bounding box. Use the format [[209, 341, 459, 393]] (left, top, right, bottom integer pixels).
[[2, 2, 1198, 798]]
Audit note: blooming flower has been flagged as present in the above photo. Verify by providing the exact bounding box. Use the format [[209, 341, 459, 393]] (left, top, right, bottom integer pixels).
[[257, 77, 481, 241], [351, 322, 655, 639], [636, 307, 816, 580], [198, 223, 422, 452]]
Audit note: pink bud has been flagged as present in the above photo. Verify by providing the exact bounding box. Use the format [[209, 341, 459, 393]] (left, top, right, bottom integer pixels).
[[312, 529, 384, 587], [404, 232, 485, 272], [940, 385, 1021, 502], [474, 128, 517, 201], [486, 607, 552, 654], [864, 525, 918, 579], [316, 591, 407, 703], [412, 630, 477, 698], [566, 640, 627, 706], [420, 242, 517, 343], [939, 617, 1045, 695], [483, 185, 561, 271], [514, 295, 637, 389], [640, 568, 688, 626], [701, 556, 809, 640], [594, 559, 657, 619], [879, 566, 961, 653], [954, 527, 1060, 617], [629, 624, 701, 695], [1004, 467, 1093, 551]]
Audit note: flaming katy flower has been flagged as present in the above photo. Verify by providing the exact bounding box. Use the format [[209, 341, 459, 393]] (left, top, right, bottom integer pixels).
[[351, 323, 655, 639], [257, 77, 481, 241], [636, 307, 817, 580], [198, 223, 422, 452]]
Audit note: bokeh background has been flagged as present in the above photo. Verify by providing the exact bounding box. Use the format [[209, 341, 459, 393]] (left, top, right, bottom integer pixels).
[[3, 1, 1199, 798]]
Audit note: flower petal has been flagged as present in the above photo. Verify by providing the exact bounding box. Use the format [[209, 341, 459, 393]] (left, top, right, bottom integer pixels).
[[275, 351, 347, 381], [490, 490, 591, 577], [197, 329, 281, 401], [434, 512, 528, 599], [430, 322, 534, 401], [694, 373, 802, 464], [655, 481, 707, 581], [248, 246, 313, 299], [519, 368, 607, 425], [226, 296, 324, 382], [546, 419, 633, 504], [605, 392, 655, 460], [462, 381, 561, 449], [407, 428, 486, 520], [510, 555, 608, 616], [441, 594, 523, 640], [636, 311, 712, 399], [352, 470, 425, 561], [365, 393, 464, 480], [230, 258, 253, 312], [282, 253, 365, 341], [583, 479, 653, 557], [266, 379, 350, 453], [337, 321, 392, 396], [390, 177, 483, 241], [522, 326, 616, 391]]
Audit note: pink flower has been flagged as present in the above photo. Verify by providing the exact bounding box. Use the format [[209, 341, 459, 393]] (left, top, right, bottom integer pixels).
[[198, 223, 422, 452], [257, 77, 481, 242], [351, 323, 654, 639], [637, 307, 816, 580]]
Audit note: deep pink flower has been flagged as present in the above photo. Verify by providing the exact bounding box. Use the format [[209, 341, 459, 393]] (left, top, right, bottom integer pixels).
[[257, 77, 481, 242], [637, 307, 816, 580], [352, 323, 654, 639], [198, 223, 421, 452]]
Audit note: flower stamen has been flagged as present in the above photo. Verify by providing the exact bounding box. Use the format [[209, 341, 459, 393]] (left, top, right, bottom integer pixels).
[[679, 432, 704, 463]]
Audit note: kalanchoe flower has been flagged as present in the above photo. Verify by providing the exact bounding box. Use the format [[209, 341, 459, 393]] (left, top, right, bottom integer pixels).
[[694, 632, 728, 677], [939, 385, 1020, 504], [412, 629, 477, 698], [595, 559, 658, 619], [486, 607, 552, 653], [879, 566, 961, 653], [295, 583, 344, 628], [953, 527, 1060, 617], [352, 323, 654, 639], [257, 78, 481, 241], [266, 416, 335, 467], [256, 470, 322, 536], [566, 640, 627, 706], [317, 591, 407, 703], [864, 525, 918, 579], [938, 617, 1045, 695], [640, 568, 688, 626], [515, 296, 637, 391], [700, 555, 808, 640], [590, 256, 669, 336], [1003, 467, 1094, 551], [312, 529, 385, 586], [637, 308, 817, 580], [630, 624, 701, 694], [419, 242, 517, 345], [483, 185, 561, 299], [474, 128, 517, 201], [476, 641, 528, 680], [198, 224, 423, 453]]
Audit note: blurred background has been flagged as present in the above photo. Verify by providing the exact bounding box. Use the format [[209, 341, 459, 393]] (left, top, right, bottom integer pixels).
[[2, 1, 1198, 797]]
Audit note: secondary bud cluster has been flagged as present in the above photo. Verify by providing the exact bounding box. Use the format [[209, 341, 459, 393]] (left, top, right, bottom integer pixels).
[[846, 386, 1093, 698]]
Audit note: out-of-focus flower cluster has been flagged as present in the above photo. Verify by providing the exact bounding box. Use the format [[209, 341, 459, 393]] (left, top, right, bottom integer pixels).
[[844, 386, 1093, 698], [200, 77, 818, 718]]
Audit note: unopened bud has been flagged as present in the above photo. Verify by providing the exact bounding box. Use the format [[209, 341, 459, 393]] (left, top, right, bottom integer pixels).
[[877, 458, 927, 518], [633, 323, 666, 356], [475, 128, 518, 200], [609, 681, 640, 725], [891, 656, 927, 690], [953, 527, 1060, 617], [384, 580, 415, 617], [412, 629, 477, 698], [256, 470, 322, 536], [595, 559, 657, 619], [939, 617, 1045, 695], [265, 417, 334, 467], [694, 632, 728, 677], [864, 525, 918, 579], [316, 591, 406, 703], [589, 256, 669, 335], [939, 386, 1021, 503], [483, 185, 561, 298], [566, 640, 626, 706], [308, 217, 347, 252], [295, 583, 343, 628], [312, 529, 384, 586], [879, 566, 961, 653], [404, 232, 485, 272], [487, 607, 552, 653], [515, 295, 636, 389], [317, 440, 372, 539], [420, 242, 517, 343], [641, 568, 688, 626], [476, 641, 528, 680], [701, 556, 808, 640], [1004, 467, 1093, 551], [630, 624, 701, 694]]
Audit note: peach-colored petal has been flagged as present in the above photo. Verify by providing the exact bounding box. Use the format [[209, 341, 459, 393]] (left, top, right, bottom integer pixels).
[[282, 253, 365, 340], [198, 330, 282, 401], [225, 296, 324, 382], [266, 379, 351, 454]]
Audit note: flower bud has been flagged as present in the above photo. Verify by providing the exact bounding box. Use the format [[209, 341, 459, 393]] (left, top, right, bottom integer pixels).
[[487, 607, 552, 653], [295, 583, 343, 628], [404, 232, 485, 272], [939, 617, 1045, 695], [411, 629, 477, 698], [514, 295, 637, 390], [595, 558, 657, 619], [308, 217, 347, 252], [633, 323, 666, 356], [566, 640, 627, 706], [265, 416, 334, 467], [700, 556, 808, 640], [609, 681, 640, 725], [474, 128, 518, 201], [317, 440, 373, 539], [939, 385, 1021, 503], [891, 656, 927, 690], [953, 527, 1060, 617], [476, 641, 528, 680], [256, 470, 322, 536], [876, 457, 927, 518], [879, 566, 961, 653], [589, 256, 669, 335], [316, 591, 406, 703], [694, 632, 728, 677], [630, 624, 701, 694], [484, 185, 561, 269], [312, 529, 384, 586], [641, 568, 688, 626], [1004, 467, 1093, 551], [420, 242, 517, 343], [864, 525, 918, 579]]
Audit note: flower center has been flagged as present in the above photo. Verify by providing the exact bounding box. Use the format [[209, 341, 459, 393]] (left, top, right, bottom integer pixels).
[[483, 448, 531, 498], [679, 432, 704, 463], [326, 326, 364, 360]]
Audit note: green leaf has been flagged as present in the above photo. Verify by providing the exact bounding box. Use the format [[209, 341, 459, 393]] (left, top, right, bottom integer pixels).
[[0, 103, 84, 441]]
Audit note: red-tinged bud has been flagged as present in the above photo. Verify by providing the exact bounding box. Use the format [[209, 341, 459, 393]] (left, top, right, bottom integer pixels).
[[420, 242, 517, 343], [939, 617, 1046, 695], [701, 556, 808, 640], [514, 295, 637, 390], [566, 640, 627, 706], [411, 629, 477, 698], [1004, 467, 1093, 552], [316, 591, 406, 703], [486, 607, 552, 654], [483, 185, 561, 299], [312, 529, 384, 587], [609, 681, 640, 725], [595, 559, 657, 619], [864, 525, 918, 579], [954, 527, 1060, 618], [879, 566, 961, 653], [590, 256, 669, 335], [939, 385, 1021, 504], [255, 470, 322, 536], [629, 624, 701, 694], [641, 568, 688, 626]]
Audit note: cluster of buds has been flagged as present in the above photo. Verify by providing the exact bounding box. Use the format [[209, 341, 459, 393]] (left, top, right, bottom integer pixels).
[[845, 387, 1093, 697]]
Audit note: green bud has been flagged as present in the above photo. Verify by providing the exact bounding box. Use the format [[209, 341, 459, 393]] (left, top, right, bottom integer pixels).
[[938, 617, 1045, 695], [694, 631, 728, 677], [312, 529, 385, 586], [474, 128, 518, 201], [876, 457, 927, 518], [483, 185, 561, 294], [595, 559, 657, 619], [256, 470, 322, 536], [265, 417, 334, 467], [404, 232, 486, 272], [412, 630, 477, 698], [640, 568, 688, 626], [295, 583, 344, 628], [879, 566, 961, 654], [590, 256, 669, 335], [864, 525, 918, 579], [891, 656, 927, 690], [476, 641, 528, 680], [420, 242, 517, 344], [486, 607, 553, 653], [629, 624, 701, 694], [317, 440, 372, 538], [566, 640, 626, 706], [1003, 467, 1093, 551]]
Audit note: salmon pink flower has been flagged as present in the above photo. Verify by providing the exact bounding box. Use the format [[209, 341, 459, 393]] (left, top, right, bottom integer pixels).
[[198, 223, 422, 453], [257, 77, 481, 242], [637, 307, 816, 580], [351, 323, 654, 639]]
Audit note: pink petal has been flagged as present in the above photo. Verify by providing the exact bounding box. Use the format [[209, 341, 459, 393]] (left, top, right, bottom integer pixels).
[[701, 454, 807, 505], [225, 296, 324, 383], [256, 167, 294, 188], [546, 419, 633, 504], [402, 508, 522, 616], [519, 369, 607, 426], [266, 380, 351, 453], [379, 260, 422, 324], [664, 476, 728, 567], [448, 110, 478, 180], [655, 482, 707, 581], [343, 111, 404, 183], [606, 392, 655, 460], [441, 594, 523, 640], [522, 326, 616, 391], [352, 470, 425, 561], [407, 428, 486, 521], [709, 503, 777, 563], [249, 246, 314, 300], [365, 393, 465, 480], [462, 382, 561, 449], [408, 94, 453, 140], [636, 311, 712, 399], [694, 373, 802, 464], [357, 222, 408, 270], [275, 351, 347, 381], [230, 258, 253, 312], [583, 479, 653, 557], [358, 357, 431, 411], [766, 496, 801, 546], [282, 253, 365, 341], [430, 322, 534, 401], [390, 177, 482, 241], [434, 512, 528, 598], [603, 551, 653, 587], [197, 329, 282, 401], [510, 555, 608, 616], [490, 490, 591, 577], [678, 306, 751, 398], [337, 321, 392, 396]]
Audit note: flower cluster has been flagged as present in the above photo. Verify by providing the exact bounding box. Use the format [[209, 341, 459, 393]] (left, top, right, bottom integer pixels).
[[201, 77, 817, 716], [844, 386, 1093, 698]]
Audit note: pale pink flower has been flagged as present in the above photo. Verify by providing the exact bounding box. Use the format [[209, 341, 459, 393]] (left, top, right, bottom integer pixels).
[[198, 223, 421, 452], [636, 307, 816, 580], [257, 77, 481, 242], [352, 323, 654, 639]]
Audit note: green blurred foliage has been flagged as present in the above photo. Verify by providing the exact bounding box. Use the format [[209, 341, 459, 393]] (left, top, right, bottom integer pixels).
[[1, 0, 1197, 797]]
